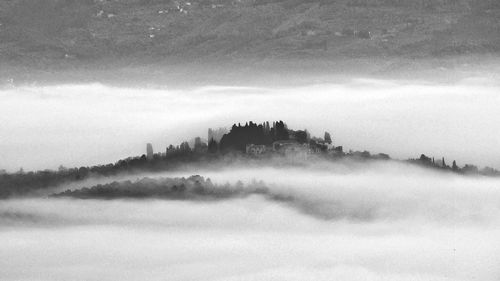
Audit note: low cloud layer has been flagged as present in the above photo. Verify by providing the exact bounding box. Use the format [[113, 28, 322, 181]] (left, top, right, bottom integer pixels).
[[1, 78, 500, 171], [1, 76, 499, 280], [1, 162, 499, 281]]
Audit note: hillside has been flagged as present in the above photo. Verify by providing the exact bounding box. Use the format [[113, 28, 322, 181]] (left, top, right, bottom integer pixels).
[[0, 0, 500, 71]]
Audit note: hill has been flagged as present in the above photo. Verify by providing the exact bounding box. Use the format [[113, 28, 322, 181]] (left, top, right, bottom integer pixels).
[[1, 0, 500, 69], [1, 119, 498, 199], [51, 175, 271, 200]]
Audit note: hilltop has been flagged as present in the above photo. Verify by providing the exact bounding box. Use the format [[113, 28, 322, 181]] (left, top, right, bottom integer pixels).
[[1, 0, 500, 72], [1, 120, 498, 199]]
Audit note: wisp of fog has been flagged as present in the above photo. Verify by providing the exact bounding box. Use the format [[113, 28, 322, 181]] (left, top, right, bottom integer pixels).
[[1, 76, 499, 280], [1, 77, 499, 171]]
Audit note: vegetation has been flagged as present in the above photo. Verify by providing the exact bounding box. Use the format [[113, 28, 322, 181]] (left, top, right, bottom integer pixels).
[[219, 121, 287, 151], [0, 120, 498, 199], [51, 175, 270, 200], [408, 154, 499, 176], [1, 0, 500, 67]]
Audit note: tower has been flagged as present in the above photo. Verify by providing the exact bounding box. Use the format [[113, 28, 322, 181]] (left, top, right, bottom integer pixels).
[[146, 143, 154, 161]]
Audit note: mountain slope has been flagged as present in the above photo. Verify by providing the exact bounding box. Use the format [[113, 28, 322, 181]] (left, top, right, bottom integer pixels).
[[0, 0, 499, 67]]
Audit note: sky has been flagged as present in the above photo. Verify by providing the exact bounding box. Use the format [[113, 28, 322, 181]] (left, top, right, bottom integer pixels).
[[0, 77, 499, 171]]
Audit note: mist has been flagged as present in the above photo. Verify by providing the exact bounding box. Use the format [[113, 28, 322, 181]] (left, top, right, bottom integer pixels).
[[1, 77, 500, 172], [1, 161, 500, 281], [3, 0, 500, 279], [2, 76, 499, 280]]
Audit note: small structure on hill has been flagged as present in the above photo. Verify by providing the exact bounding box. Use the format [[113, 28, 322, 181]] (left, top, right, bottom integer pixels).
[[246, 144, 266, 155], [273, 140, 309, 159], [194, 137, 208, 153], [273, 140, 298, 152], [419, 154, 433, 165], [146, 143, 154, 161]]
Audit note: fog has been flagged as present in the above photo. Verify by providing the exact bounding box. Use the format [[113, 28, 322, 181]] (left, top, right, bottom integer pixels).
[[1, 77, 500, 171], [1, 162, 500, 281], [2, 76, 499, 279]]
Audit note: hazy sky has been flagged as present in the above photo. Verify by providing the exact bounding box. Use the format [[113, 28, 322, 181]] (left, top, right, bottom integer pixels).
[[0, 77, 499, 171], [1, 162, 499, 281]]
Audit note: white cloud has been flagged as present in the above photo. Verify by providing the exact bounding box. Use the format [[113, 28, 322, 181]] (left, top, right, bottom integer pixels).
[[0, 163, 499, 281], [1, 78, 499, 171]]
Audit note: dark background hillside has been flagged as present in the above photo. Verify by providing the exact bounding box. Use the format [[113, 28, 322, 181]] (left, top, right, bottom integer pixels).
[[0, 0, 499, 81]]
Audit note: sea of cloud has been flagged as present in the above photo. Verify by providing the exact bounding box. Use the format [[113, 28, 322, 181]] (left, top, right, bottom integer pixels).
[[1, 76, 499, 280], [1, 161, 499, 281]]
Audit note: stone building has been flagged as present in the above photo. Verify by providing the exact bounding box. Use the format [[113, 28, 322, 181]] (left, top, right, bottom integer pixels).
[[246, 144, 266, 155]]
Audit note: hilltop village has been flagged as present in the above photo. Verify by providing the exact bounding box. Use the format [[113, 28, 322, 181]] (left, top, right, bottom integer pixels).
[[0, 120, 498, 199], [146, 120, 498, 176], [148, 120, 357, 161]]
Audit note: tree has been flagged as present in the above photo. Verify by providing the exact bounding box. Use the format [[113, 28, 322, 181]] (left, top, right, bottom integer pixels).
[[264, 121, 270, 133], [419, 154, 432, 165], [463, 164, 479, 174], [180, 141, 191, 153], [219, 121, 272, 152], [274, 121, 289, 141], [294, 130, 308, 144], [208, 139, 218, 153], [452, 160, 459, 171]]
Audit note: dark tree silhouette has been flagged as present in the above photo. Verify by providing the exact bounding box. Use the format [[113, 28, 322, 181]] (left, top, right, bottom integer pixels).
[[294, 130, 308, 144], [2, 119, 498, 199], [219, 121, 274, 152], [272, 120, 289, 141], [180, 141, 191, 152], [52, 176, 270, 200], [419, 154, 433, 165], [463, 164, 479, 174], [208, 138, 218, 153]]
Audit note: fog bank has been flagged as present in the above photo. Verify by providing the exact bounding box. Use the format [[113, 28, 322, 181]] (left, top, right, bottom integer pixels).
[[1, 77, 499, 171], [1, 162, 499, 281]]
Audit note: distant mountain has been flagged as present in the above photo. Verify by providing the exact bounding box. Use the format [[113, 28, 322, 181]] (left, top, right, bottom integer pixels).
[[1, 0, 499, 67]]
